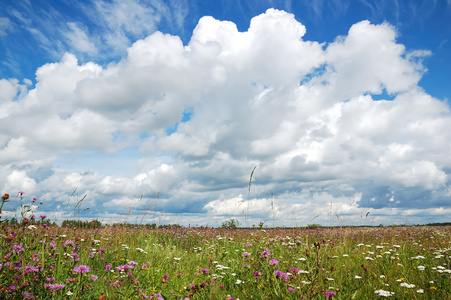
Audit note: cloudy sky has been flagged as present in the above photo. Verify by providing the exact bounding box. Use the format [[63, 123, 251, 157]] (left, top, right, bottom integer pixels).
[[1, 0, 450, 227]]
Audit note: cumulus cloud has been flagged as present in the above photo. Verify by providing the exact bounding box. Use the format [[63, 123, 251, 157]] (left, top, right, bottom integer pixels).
[[0, 8, 450, 226]]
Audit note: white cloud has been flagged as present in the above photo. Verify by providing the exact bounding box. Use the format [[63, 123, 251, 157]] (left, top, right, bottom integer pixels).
[[64, 22, 98, 55], [1, 8, 450, 226], [0, 17, 13, 36]]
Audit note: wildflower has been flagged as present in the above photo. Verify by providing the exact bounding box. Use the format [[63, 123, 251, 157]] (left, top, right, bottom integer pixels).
[[91, 275, 98, 281], [18, 191, 25, 195], [374, 289, 394, 297], [48, 284, 65, 291], [201, 268, 209, 274], [400, 283, 415, 288], [288, 287, 295, 292], [243, 252, 250, 257], [2, 193, 9, 200], [274, 270, 289, 281], [261, 248, 270, 259], [73, 265, 91, 274], [417, 289, 424, 293], [418, 265, 425, 271], [105, 265, 112, 271], [290, 267, 300, 274], [22, 292, 35, 299], [361, 264, 368, 272], [326, 291, 336, 298], [162, 274, 168, 283], [355, 275, 362, 279], [269, 259, 278, 266], [40, 215, 46, 219]]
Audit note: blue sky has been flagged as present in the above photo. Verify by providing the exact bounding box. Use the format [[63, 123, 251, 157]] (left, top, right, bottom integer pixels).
[[1, 0, 450, 227]]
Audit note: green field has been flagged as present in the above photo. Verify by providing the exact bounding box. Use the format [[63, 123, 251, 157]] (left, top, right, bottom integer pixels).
[[1, 220, 450, 299]]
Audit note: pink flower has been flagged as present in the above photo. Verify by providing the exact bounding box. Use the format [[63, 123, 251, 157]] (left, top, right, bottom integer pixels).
[[73, 265, 91, 274], [269, 259, 278, 266], [261, 248, 270, 259], [326, 291, 336, 298]]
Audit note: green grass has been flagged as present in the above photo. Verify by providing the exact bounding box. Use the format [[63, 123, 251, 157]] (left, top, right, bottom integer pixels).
[[1, 223, 450, 299]]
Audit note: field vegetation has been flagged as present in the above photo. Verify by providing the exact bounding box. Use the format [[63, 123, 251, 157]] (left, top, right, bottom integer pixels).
[[1, 193, 451, 299]]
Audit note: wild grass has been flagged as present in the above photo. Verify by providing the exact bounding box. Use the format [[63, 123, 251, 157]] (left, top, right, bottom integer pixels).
[[1, 193, 451, 299]]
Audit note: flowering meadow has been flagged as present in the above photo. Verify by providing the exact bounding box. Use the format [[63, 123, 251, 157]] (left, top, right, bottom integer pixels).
[[1, 193, 451, 299]]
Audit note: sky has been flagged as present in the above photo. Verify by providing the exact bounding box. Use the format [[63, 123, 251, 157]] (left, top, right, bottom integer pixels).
[[1, 0, 451, 227]]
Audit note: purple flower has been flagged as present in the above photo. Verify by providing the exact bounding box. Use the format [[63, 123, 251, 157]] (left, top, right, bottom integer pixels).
[[243, 252, 250, 257], [261, 248, 270, 259], [39, 215, 46, 219], [63, 239, 76, 248], [274, 270, 289, 281], [201, 268, 209, 274], [326, 291, 336, 298], [22, 292, 35, 299], [73, 265, 91, 274], [105, 264, 112, 271], [47, 284, 65, 291], [269, 259, 278, 266], [12, 243, 25, 254], [288, 287, 295, 292], [91, 275, 98, 281], [117, 264, 134, 272], [18, 191, 25, 196], [162, 274, 168, 283]]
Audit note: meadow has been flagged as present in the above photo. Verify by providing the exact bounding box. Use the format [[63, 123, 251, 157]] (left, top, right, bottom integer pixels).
[[1, 193, 451, 299]]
